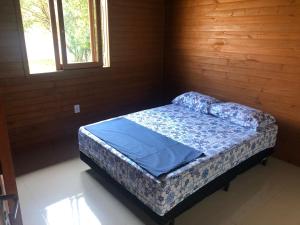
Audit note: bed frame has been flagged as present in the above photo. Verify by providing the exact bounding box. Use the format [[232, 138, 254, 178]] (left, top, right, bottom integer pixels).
[[80, 147, 274, 225]]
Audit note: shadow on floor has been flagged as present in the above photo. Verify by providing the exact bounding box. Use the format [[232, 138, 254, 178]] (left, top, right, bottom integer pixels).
[[82, 169, 159, 225], [80, 162, 273, 225], [13, 138, 79, 176]]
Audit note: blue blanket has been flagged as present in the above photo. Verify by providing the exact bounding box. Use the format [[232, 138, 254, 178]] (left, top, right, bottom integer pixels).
[[85, 118, 204, 177]]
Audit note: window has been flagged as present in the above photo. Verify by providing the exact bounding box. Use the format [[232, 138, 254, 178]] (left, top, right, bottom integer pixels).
[[20, 0, 110, 74]]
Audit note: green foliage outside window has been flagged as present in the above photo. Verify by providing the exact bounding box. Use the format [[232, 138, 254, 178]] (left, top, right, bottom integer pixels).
[[21, 0, 92, 63]]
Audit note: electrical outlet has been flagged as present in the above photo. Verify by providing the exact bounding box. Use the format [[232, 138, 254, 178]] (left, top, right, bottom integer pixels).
[[74, 104, 80, 114]]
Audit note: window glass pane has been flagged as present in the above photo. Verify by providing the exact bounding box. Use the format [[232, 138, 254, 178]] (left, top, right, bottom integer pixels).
[[62, 0, 93, 64], [20, 0, 56, 74], [101, 0, 110, 67]]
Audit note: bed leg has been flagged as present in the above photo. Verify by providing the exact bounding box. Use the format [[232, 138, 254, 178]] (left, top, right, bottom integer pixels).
[[261, 157, 268, 166], [223, 183, 230, 192]]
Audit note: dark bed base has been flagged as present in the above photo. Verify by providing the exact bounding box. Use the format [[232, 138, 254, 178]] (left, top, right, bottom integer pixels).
[[80, 147, 274, 225]]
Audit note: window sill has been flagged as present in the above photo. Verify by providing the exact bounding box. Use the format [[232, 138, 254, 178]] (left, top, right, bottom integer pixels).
[[25, 66, 111, 78]]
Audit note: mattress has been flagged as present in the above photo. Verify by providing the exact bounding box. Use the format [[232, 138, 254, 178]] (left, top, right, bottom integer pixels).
[[79, 104, 278, 216]]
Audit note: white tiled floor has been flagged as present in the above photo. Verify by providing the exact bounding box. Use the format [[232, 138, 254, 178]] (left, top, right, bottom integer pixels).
[[17, 157, 300, 225]]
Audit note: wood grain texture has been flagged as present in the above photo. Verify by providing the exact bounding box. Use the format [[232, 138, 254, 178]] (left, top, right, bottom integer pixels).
[[0, 97, 23, 224], [165, 0, 300, 166], [0, 0, 165, 153], [0, 97, 18, 196]]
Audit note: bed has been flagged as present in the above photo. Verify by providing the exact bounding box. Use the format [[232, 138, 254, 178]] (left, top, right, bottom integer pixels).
[[79, 92, 278, 225]]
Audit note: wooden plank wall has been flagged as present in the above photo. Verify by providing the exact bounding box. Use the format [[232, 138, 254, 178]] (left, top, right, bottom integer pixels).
[[0, 0, 165, 153], [165, 0, 300, 166], [0, 97, 18, 196]]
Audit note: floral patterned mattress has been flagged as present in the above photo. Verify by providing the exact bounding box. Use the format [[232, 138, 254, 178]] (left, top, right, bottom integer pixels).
[[79, 104, 278, 216]]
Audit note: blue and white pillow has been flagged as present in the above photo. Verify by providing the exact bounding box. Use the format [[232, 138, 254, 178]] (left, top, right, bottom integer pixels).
[[172, 91, 220, 114], [209, 102, 276, 130]]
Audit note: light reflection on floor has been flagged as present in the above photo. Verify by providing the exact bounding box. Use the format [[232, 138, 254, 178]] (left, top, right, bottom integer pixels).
[[44, 193, 101, 225], [17, 157, 300, 225], [17, 159, 146, 225]]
